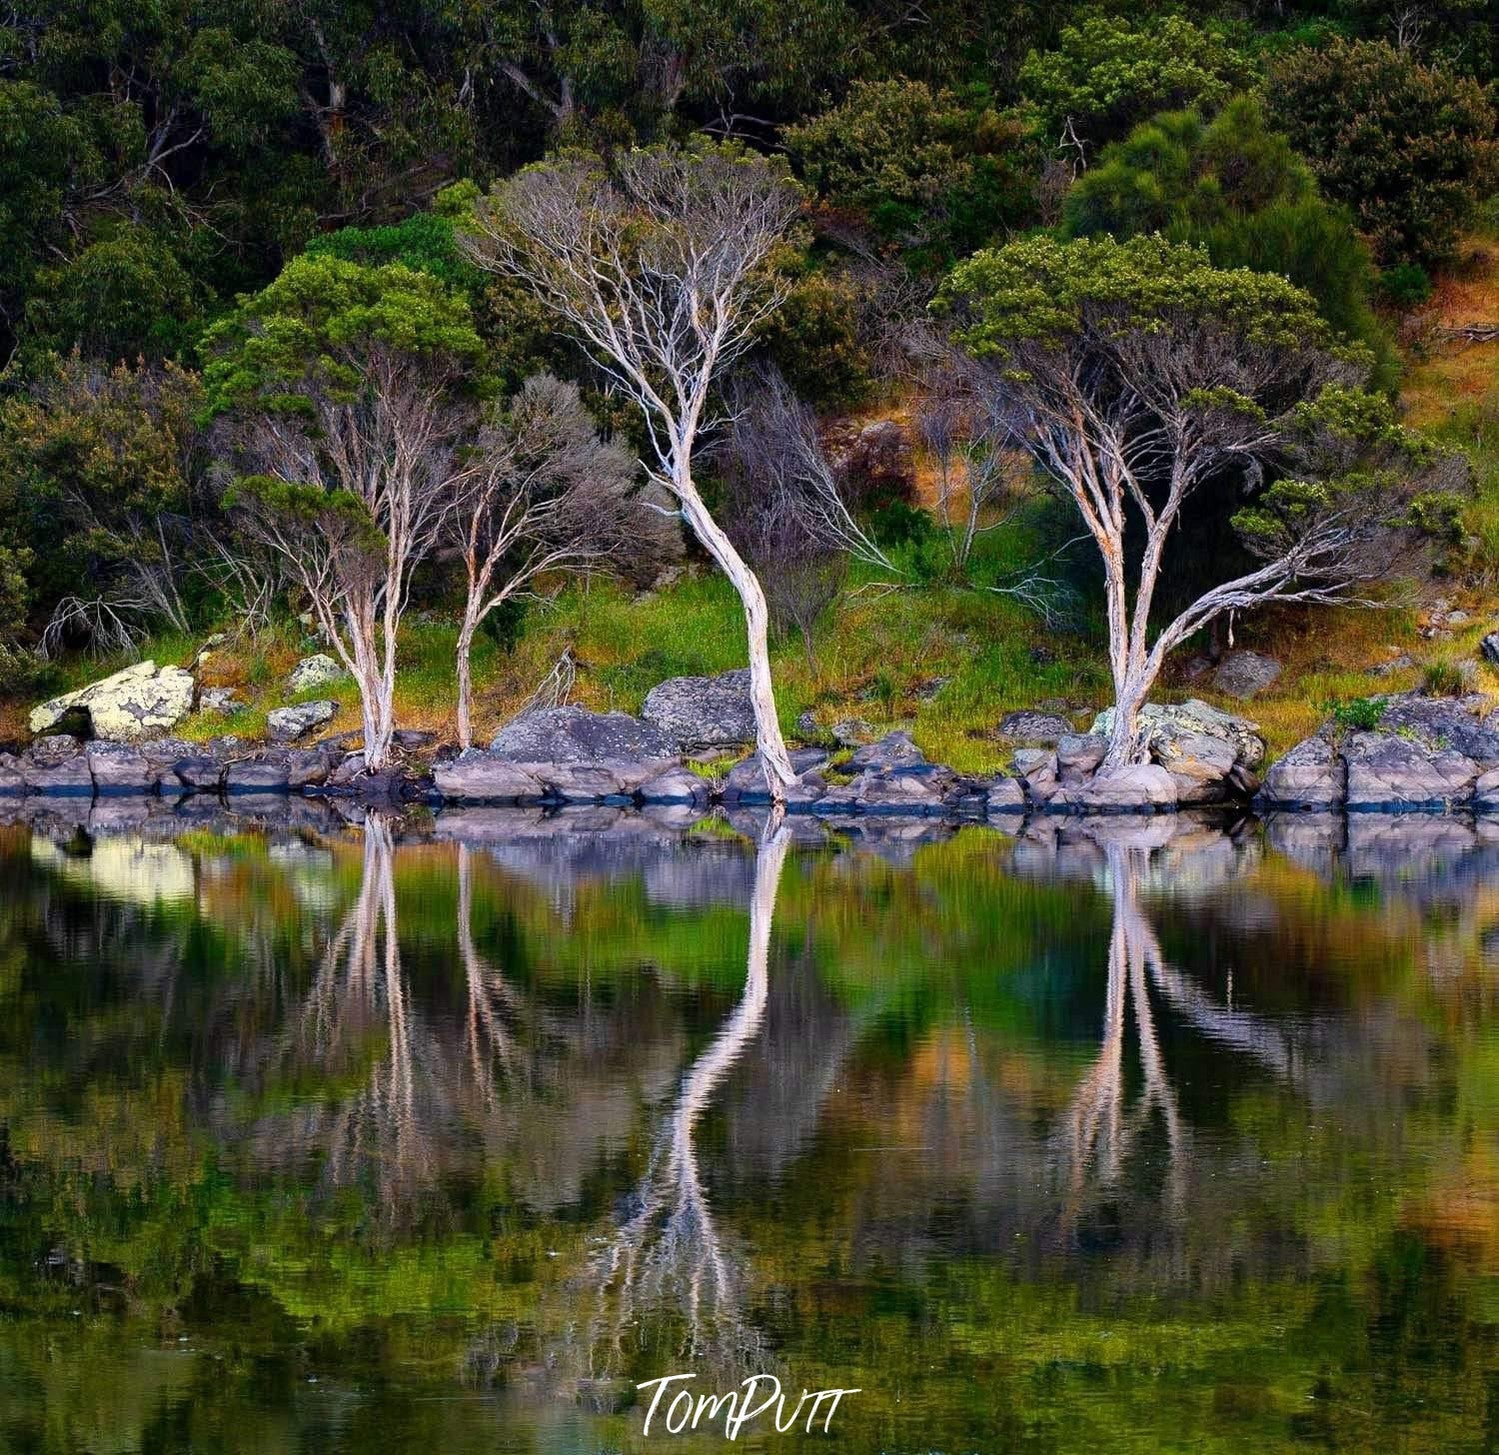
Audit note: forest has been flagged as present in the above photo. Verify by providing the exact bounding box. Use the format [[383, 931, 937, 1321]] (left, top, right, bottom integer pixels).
[[0, 0, 1496, 794]]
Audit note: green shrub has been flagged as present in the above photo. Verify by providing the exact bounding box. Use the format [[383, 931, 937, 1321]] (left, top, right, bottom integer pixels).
[[1327, 696, 1387, 731], [1378, 264, 1434, 308], [1266, 39, 1498, 266], [1422, 660, 1467, 697]]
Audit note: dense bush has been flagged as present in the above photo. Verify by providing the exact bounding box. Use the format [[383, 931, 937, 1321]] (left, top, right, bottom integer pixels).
[[785, 80, 1036, 263], [1266, 38, 1498, 265], [1018, 14, 1255, 149], [1062, 98, 1393, 380]]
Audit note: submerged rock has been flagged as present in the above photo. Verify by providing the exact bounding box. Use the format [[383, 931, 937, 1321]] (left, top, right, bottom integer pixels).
[[30, 660, 195, 740]]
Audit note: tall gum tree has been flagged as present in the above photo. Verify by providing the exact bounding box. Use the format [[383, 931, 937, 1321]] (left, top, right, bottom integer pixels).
[[460, 143, 803, 797], [940, 234, 1462, 771]]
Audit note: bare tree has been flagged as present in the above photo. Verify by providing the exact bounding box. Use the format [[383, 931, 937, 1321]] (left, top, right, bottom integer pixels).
[[452, 374, 638, 748], [462, 145, 805, 798]]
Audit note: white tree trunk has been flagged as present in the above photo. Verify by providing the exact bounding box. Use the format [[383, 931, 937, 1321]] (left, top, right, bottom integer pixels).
[[674, 473, 797, 796], [454, 611, 479, 752]]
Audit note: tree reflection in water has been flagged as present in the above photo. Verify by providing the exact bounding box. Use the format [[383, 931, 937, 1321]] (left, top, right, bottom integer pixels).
[[586, 822, 792, 1378]]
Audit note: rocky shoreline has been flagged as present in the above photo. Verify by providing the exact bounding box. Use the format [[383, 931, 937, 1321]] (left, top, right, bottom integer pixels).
[[10, 660, 1499, 821]]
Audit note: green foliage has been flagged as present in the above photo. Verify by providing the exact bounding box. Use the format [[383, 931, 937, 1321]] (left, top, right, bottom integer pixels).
[[1378, 263, 1434, 307], [1325, 694, 1386, 730], [1266, 38, 1498, 265], [755, 267, 872, 409], [785, 80, 1035, 263], [1018, 14, 1256, 147], [1061, 98, 1391, 376], [202, 253, 483, 416], [305, 211, 484, 294], [1421, 659, 1467, 696], [942, 233, 1336, 358]]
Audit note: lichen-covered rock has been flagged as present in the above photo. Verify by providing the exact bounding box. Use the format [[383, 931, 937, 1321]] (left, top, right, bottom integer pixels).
[[492, 704, 676, 764], [1371, 694, 1499, 768], [267, 699, 338, 743], [1212, 650, 1282, 700], [998, 710, 1073, 744], [846, 731, 926, 772], [1050, 764, 1178, 814], [641, 670, 757, 750], [1091, 699, 1265, 771], [1260, 736, 1344, 810], [1343, 733, 1478, 810], [198, 686, 239, 714], [285, 653, 346, 692], [30, 660, 195, 740]]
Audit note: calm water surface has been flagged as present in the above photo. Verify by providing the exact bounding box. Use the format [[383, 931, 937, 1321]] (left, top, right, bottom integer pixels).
[[0, 803, 1495, 1453]]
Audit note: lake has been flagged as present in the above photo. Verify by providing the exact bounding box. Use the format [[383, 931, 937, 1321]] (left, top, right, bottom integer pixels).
[[0, 802, 1495, 1453]]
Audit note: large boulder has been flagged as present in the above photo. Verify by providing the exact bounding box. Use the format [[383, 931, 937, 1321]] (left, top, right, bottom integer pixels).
[[1056, 733, 1107, 784], [1481, 631, 1499, 669], [1212, 650, 1282, 700], [1260, 736, 1344, 810], [225, 755, 292, 794], [30, 660, 195, 740], [21, 736, 93, 794], [1154, 731, 1238, 805], [1343, 732, 1479, 810], [267, 700, 339, 743], [1091, 699, 1265, 771], [1050, 764, 1178, 814], [436, 705, 681, 803], [1372, 694, 1499, 768], [985, 777, 1026, 815], [719, 747, 829, 807], [641, 669, 758, 750], [286, 653, 346, 692]]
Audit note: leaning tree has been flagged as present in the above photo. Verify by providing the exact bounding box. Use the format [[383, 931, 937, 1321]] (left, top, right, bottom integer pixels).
[[940, 234, 1463, 770], [460, 143, 805, 798], [206, 254, 482, 771]]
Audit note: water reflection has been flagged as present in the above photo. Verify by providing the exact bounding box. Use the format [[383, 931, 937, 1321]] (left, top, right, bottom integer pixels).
[[0, 807, 1495, 1453]]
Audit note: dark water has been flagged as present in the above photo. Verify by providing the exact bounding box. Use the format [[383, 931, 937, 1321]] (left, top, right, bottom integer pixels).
[[0, 801, 1496, 1453]]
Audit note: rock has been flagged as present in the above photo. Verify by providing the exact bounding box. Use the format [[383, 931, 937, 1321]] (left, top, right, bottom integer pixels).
[[1368, 653, 1415, 678], [1091, 698, 1265, 771], [1371, 694, 1499, 767], [795, 711, 820, 739], [1481, 631, 1499, 668], [225, 756, 291, 793], [820, 761, 958, 817], [846, 731, 925, 772], [171, 757, 225, 792], [286, 653, 346, 692], [720, 748, 829, 806], [641, 669, 757, 750], [998, 710, 1073, 744], [434, 751, 546, 803], [831, 718, 876, 748], [286, 747, 338, 790], [1473, 767, 1499, 811], [393, 729, 436, 750], [1050, 764, 1178, 814], [985, 777, 1026, 815], [1012, 748, 1058, 802], [21, 743, 93, 793], [1343, 733, 1478, 810], [824, 418, 915, 504], [1448, 609, 1471, 626], [1259, 736, 1344, 810], [637, 766, 712, 807], [492, 704, 676, 764], [266, 699, 338, 743], [30, 660, 196, 740], [1056, 733, 1107, 784], [327, 752, 367, 787], [1155, 731, 1238, 804], [85, 742, 157, 794], [1212, 650, 1282, 700], [0, 753, 24, 793], [198, 686, 240, 714]]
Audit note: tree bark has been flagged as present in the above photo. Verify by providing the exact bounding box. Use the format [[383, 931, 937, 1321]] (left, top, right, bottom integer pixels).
[[455, 612, 478, 751], [675, 472, 797, 797]]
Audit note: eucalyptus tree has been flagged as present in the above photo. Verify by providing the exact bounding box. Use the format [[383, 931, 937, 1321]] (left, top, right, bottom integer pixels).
[[462, 143, 804, 796], [452, 373, 638, 748], [206, 253, 482, 771], [941, 234, 1462, 771]]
